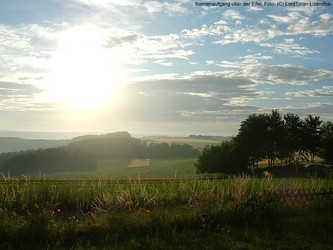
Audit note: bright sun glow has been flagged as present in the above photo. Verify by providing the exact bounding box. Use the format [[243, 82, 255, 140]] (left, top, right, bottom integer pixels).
[[42, 26, 125, 110]]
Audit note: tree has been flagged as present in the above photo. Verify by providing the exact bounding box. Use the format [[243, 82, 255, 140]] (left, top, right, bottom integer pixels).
[[195, 139, 248, 174], [319, 121, 333, 164], [302, 115, 322, 163], [236, 113, 269, 169], [282, 113, 304, 165], [266, 110, 285, 167]]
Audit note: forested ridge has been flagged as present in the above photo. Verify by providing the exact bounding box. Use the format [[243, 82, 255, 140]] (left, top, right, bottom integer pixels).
[[0, 132, 199, 176]]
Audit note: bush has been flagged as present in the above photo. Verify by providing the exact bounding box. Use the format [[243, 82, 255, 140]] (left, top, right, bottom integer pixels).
[[195, 139, 248, 174]]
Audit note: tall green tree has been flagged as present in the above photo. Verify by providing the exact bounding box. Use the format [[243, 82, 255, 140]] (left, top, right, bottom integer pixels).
[[236, 113, 269, 169], [282, 113, 304, 165], [266, 110, 285, 167], [195, 139, 248, 174], [320, 121, 333, 164], [302, 115, 323, 163]]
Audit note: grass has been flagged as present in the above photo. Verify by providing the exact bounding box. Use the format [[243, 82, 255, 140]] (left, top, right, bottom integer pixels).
[[46, 157, 197, 179], [0, 177, 332, 249]]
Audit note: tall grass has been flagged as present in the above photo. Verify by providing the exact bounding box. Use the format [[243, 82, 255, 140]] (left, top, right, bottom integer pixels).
[[0, 177, 332, 249], [1, 177, 332, 213]]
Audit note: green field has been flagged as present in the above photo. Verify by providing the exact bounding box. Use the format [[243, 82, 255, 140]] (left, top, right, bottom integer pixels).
[[0, 177, 332, 249], [46, 157, 198, 179], [34, 135, 222, 179]]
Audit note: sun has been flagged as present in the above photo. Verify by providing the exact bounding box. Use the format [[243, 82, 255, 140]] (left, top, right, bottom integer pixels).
[[43, 27, 125, 110], [50, 54, 123, 109]]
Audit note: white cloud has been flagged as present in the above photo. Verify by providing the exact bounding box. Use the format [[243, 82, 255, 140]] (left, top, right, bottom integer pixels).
[[0, 27, 32, 50], [144, 1, 163, 12], [216, 60, 242, 68], [206, 60, 215, 65], [0, 81, 42, 111], [260, 38, 320, 56], [216, 54, 272, 69], [221, 10, 245, 20], [155, 60, 174, 66], [240, 53, 273, 60], [268, 12, 333, 36], [247, 6, 263, 12], [114, 73, 260, 123], [143, 0, 188, 14], [215, 11, 333, 46], [215, 24, 282, 45], [181, 20, 230, 39], [320, 13, 333, 22], [240, 64, 333, 85], [286, 86, 333, 97]]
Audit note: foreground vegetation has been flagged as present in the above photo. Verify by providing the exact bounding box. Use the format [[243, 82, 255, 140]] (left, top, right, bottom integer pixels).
[[0, 177, 332, 249]]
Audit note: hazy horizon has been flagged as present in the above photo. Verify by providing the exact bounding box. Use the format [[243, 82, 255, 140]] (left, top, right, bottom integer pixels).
[[0, 129, 234, 140]]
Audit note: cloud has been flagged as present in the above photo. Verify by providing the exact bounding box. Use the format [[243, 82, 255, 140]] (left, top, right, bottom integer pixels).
[[260, 38, 320, 56], [268, 12, 333, 36], [104, 34, 143, 48], [279, 102, 333, 120], [222, 10, 245, 20], [112, 73, 261, 123], [70, 0, 188, 15], [286, 86, 333, 97], [240, 64, 333, 85], [103, 31, 196, 61], [247, 6, 263, 12], [154, 60, 173, 66], [216, 53, 272, 69], [0, 81, 42, 111], [143, 1, 188, 14], [0, 26, 32, 50], [216, 57, 333, 85], [214, 11, 333, 46], [215, 24, 282, 45], [181, 20, 230, 39]]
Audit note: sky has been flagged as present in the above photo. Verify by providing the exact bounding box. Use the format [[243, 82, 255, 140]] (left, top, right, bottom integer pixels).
[[0, 0, 333, 137]]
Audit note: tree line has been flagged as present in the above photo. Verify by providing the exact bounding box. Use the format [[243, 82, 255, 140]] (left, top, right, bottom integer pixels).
[[196, 110, 333, 174], [0, 132, 199, 176]]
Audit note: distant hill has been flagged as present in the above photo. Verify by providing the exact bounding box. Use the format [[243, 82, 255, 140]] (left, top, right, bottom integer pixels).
[[0, 137, 69, 153], [141, 135, 230, 150], [0, 131, 199, 176], [188, 135, 232, 141]]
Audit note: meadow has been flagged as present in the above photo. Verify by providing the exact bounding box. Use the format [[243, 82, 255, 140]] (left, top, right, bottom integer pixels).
[[0, 177, 332, 249], [46, 157, 197, 180]]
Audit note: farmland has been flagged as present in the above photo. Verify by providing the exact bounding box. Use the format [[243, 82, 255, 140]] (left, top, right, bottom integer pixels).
[[0, 177, 332, 249], [46, 157, 197, 179]]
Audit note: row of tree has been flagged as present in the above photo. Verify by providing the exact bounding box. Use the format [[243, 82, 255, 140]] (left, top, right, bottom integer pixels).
[[0, 132, 200, 176], [195, 110, 333, 174], [0, 147, 97, 176]]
